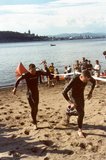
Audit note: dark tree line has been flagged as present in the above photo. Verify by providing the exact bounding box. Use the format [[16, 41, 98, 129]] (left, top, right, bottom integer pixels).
[[0, 31, 50, 43]]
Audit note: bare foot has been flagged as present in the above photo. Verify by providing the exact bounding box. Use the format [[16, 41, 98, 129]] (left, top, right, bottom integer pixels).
[[78, 130, 85, 138], [33, 124, 38, 130]]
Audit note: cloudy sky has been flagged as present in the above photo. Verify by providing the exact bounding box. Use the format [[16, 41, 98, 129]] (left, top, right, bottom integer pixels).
[[0, 0, 106, 35]]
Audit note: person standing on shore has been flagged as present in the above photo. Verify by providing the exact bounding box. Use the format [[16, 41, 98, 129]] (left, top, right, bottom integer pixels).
[[12, 62, 51, 129], [93, 60, 101, 87], [48, 63, 55, 86], [73, 60, 81, 72], [62, 70, 96, 137]]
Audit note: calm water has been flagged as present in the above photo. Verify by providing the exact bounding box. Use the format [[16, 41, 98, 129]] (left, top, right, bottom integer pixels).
[[0, 39, 106, 87]]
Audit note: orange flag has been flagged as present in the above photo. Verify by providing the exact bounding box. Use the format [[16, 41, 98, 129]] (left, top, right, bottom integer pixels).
[[15, 62, 28, 78]]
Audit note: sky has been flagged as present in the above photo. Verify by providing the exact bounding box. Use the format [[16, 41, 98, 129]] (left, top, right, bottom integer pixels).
[[0, 0, 106, 35]]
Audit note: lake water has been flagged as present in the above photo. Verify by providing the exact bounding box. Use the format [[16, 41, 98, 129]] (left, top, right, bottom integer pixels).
[[0, 39, 106, 87]]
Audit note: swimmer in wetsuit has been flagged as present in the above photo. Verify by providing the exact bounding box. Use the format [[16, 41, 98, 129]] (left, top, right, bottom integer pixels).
[[13, 63, 51, 129], [62, 70, 96, 137]]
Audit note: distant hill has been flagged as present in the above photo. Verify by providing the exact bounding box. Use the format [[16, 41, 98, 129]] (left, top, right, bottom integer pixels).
[[0, 31, 50, 43]]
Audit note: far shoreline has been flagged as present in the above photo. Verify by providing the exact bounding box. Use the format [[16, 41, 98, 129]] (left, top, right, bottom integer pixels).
[[0, 37, 106, 44]]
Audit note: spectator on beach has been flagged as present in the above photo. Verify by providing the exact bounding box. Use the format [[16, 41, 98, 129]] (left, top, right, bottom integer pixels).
[[62, 70, 96, 137], [73, 60, 81, 72], [82, 57, 86, 63], [54, 68, 60, 83], [81, 57, 86, 65], [49, 63, 55, 74], [80, 57, 88, 71], [64, 66, 68, 74], [40, 60, 48, 83], [67, 65, 72, 80], [87, 60, 93, 75], [12, 63, 51, 129], [93, 60, 101, 87], [64, 66, 69, 81], [67, 65, 72, 73], [48, 63, 55, 86], [81, 59, 89, 71], [36, 68, 43, 84]]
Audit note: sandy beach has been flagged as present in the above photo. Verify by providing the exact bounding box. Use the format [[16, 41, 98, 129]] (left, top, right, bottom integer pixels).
[[0, 82, 106, 160]]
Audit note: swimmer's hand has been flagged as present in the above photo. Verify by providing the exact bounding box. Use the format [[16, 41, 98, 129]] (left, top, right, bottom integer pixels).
[[68, 100, 77, 108], [12, 87, 17, 95]]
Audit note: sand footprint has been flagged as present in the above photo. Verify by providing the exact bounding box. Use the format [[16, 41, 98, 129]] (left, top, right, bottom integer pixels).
[[15, 115, 21, 120], [20, 122, 25, 126], [9, 110, 14, 113], [24, 129, 30, 135], [0, 107, 4, 109], [20, 100, 27, 104], [24, 105, 28, 108], [0, 118, 3, 122], [5, 104, 10, 107], [5, 116, 11, 120], [3, 112, 7, 115]]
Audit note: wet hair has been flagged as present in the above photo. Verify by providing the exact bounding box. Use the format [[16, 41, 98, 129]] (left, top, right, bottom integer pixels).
[[81, 70, 91, 78], [29, 64, 36, 69]]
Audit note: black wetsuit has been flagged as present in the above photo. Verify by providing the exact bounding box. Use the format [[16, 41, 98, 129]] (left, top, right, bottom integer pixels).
[[15, 67, 51, 125], [62, 75, 95, 129]]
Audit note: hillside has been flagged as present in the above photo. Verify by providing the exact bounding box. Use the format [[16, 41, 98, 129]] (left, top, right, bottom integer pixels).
[[0, 31, 49, 43]]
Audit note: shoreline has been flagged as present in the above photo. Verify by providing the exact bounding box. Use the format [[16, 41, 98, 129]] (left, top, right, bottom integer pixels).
[[0, 73, 106, 89], [0, 84, 14, 90]]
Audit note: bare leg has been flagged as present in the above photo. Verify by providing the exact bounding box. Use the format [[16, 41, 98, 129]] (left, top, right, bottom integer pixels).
[[66, 114, 70, 124]]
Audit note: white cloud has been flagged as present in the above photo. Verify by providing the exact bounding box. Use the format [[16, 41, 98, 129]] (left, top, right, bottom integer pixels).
[[0, 0, 106, 34]]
